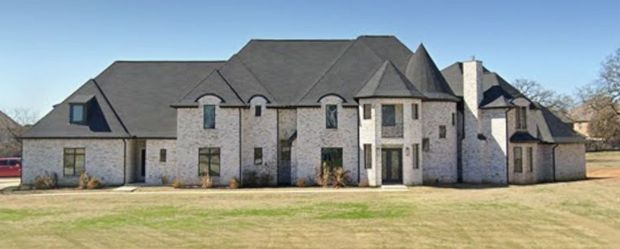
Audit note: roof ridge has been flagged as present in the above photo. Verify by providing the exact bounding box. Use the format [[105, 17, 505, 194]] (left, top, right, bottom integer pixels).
[[215, 70, 245, 104], [235, 56, 278, 103], [295, 40, 357, 104], [92, 79, 130, 135], [177, 70, 219, 103]]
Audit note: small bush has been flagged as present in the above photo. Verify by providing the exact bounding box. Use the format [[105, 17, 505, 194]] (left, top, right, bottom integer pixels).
[[229, 177, 240, 189], [86, 177, 103, 189], [296, 177, 307, 187], [201, 175, 214, 189], [315, 165, 331, 188], [172, 179, 184, 189], [259, 173, 272, 187], [33, 172, 57, 190], [243, 171, 259, 187], [78, 171, 90, 189], [333, 167, 350, 188], [161, 175, 170, 185]]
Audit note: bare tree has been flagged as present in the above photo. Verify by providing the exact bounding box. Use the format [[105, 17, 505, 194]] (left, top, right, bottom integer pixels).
[[513, 79, 575, 114], [599, 48, 620, 114], [0, 108, 39, 157]]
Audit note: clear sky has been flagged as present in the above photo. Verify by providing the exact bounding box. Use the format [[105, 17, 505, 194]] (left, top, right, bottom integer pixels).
[[1, 0, 619, 118]]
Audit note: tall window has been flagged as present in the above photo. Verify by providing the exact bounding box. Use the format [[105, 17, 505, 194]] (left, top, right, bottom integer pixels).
[[64, 148, 85, 176], [204, 105, 216, 129], [363, 104, 371, 119], [199, 147, 220, 176], [514, 147, 523, 173], [160, 149, 167, 162], [254, 147, 263, 165], [321, 147, 343, 170], [439, 125, 447, 139], [326, 105, 338, 129], [412, 144, 420, 169], [70, 104, 86, 124], [516, 107, 527, 130], [364, 144, 372, 169], [451, 113, 456, 126], [527, 147, 533, 172], [412, 103, 419, 120], [422, 138, 430, 152], [382, 105, 396, 126], [255, 105, 262, 117]]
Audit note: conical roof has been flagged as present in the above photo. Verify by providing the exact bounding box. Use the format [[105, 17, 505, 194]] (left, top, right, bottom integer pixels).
[[406, 44, 458, 101], [356, 61, 425, 99]]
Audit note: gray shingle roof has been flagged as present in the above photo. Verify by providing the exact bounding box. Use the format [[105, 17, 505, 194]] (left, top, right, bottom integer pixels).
[[406, 44, 458, 101], [356, 61, 425, 99], [175, 70, 244, 107]]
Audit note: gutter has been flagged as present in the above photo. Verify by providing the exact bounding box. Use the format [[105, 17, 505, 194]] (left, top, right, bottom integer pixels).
[[552, 144, 559, 182]]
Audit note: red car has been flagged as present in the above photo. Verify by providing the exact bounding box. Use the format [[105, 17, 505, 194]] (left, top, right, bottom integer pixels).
[[0, 157, 21, 177]]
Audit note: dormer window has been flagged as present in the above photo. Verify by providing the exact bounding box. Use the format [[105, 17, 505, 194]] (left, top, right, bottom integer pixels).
[[70, 104, 86, 124], [255, 105, 262, 117], [515, 107, 527, 130]]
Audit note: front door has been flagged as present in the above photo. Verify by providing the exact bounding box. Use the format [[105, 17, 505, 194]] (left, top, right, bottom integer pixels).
[[278, 140, 292, 186], [382, 148, 402, 184]]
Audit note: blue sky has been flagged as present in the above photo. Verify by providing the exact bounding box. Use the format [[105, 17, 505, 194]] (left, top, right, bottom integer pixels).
[[1, 0, 619, 118]]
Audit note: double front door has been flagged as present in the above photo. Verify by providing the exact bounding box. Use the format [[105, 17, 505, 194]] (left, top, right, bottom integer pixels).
[[382, 148, 403, 184]]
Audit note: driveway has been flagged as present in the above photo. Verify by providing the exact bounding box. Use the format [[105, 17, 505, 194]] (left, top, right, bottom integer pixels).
[[0, 177, 20, 190]]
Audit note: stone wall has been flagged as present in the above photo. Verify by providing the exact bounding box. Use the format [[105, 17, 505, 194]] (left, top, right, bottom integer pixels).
[[145, 139, 177, 185], [422, 101, 457, 184], [241, 96, 278, 184], [555, 143, 586, 181], [296, 96, 358, 184], [176, 95, 240, 186], [22, 139, 125, 186], [479, 109, 507, 184]]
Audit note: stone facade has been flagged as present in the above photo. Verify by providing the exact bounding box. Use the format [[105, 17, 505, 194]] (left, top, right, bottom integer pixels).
[[241, 96, 278, 184], [421, 101, 457, 184], [22, 139, 125, 186], [145, 139, 177, 185], [555, 143, 586, 181]]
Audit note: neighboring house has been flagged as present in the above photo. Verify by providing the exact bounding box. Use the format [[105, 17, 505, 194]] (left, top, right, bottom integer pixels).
[[21, 35, 586, 187], [0, 111, 23, 157], [569, 103, 596, 139]]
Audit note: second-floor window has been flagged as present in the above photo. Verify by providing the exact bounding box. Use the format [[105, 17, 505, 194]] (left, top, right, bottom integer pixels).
[[204, 105, 216, 129], [516, 107, 527, 130], [412, 103, 419, 120], [439, 125, 447, 139], [363, 104, 371, 119], [255, 105, 262, 117], [70, 104, 86, 124], [382, 105, 396, 126], [326, 105, 338, 129]]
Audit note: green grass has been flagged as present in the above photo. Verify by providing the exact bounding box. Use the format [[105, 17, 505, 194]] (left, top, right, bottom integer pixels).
[[0, 152, 619, 248]]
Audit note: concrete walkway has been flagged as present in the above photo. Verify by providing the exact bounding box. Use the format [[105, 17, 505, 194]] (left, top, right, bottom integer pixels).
[[0, 177, 20, 191]]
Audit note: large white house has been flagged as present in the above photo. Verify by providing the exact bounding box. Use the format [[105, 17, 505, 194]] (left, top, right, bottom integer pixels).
[[21, 35, 586, 187]]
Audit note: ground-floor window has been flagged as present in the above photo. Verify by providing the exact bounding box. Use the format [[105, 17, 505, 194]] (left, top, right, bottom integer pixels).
[[527, 147, 533, 172], [160, 149, 167, 162], [63, 148, 85, 176], [321, 147, 343, 170], [514, 147, 523, 173], [364, 144, 372, 169], [254, 147, 263, 165], [199, 147, 220, 176], [412, 144, 420, 169]]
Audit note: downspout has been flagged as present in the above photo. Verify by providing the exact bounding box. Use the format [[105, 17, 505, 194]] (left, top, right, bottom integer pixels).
[[239, 108, 242, 185], [357, 105, 360, 184], [122, 139, 127, 185], [552, 144, 559, 182], [276, 109, 280, 185], [504, 108, 511, 186]]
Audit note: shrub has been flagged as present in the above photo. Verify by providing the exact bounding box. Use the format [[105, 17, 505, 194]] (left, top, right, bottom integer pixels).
[[315, 165, 331, 188], [243, 171, 259, 187], [86, 177, 103, 189], [201, 175, 214, 189], [296, 177, 307, 187], [161, 175, 170, 185], [78, 171, 90, 189], [229, 177, 240, 189], [333, 167, 350, 188], [172, 179, 184, 189], [33, 172, 57, 190], [259, 173, 272, 187]]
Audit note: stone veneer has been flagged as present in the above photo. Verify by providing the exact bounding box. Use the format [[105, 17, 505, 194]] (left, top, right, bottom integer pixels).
[[555, 143, 586, 181], [296, 96, 358, 184], [421, 101, 457, 184], [145, 139, 177, 185], [22, 139, 125, 186], [176, 95, 240, 186], [241, 96, 278, 184]]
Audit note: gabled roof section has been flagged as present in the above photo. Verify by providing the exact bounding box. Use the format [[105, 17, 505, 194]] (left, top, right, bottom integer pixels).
[[406, 44, 458, 101], [94, 61, 223, 138], [218, 55, 276, 104], [175, 70, 245, 107], [510, 131, 540, 143], [536, 107, 585, 144], [480, 95, 514, 109], [22, 79, 129, 138], [356, 61, 425, 99]]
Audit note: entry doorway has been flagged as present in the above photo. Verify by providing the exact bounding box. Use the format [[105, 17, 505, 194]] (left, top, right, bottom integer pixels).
[[382, 148, 402, 184], [138, 149, 146, 182], [278, 140, 292, 186]]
